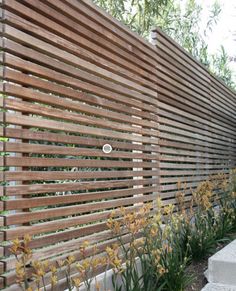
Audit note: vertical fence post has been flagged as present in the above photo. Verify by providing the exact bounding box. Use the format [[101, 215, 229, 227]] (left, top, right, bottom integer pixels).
[[150, 28, 160, 212], [0, 25, 6, 287], [132, 112, 143, 207]]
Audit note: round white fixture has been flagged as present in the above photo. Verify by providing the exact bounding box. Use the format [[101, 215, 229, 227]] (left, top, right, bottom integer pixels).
[[102, 144, 112, 154]]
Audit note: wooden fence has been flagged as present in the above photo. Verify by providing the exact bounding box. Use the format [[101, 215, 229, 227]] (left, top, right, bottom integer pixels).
[[151, 28, 236, 202], [0, 0, 235, 289]]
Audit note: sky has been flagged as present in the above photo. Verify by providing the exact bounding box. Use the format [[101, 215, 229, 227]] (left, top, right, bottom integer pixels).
[[196, 0, 236, 81]]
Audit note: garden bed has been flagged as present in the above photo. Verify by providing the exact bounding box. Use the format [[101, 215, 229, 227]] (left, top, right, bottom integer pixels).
[[9, 173, 236, 291], [186, 233, 236, 291], [186, 260, 208, 291]]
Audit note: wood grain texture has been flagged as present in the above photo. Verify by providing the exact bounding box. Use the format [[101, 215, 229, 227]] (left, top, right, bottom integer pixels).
[[0, 0, 235, 289]]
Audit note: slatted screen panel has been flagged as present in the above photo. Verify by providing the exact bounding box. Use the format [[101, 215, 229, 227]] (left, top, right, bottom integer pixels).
[[0, 0, 235, 289], [151, 28, 236, 203], [0, 0, 159, 289]]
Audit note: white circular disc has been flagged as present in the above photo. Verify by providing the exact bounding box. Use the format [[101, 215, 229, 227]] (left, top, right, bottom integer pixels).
[[102, 144, 112, 154]]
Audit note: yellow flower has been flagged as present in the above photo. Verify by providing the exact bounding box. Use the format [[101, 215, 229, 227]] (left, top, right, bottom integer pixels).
[[154, 213, 162, 225], [158, 266, 166, 275], [193, 180, 214, 210], [66, 255, 75, 265], [23, 246, 32, 256], [177, 180, 182, 190], [112, 257, 122, 268], [152, 249, 161, 264], [110, 209, 116, 218], [76, 263, 83, 272], [10, 238, 22, 255], [43, 260, 49, 269], [163, 204, 174, 216], [119, 207, 125, 216], [16, 262, 25, 281], [81, 241, 89, 248], [162, 225, 171, 239], [176, 187, 186, 214], [23, 234, 32, 244], [150, 225, 158, 237], [37, 268, 45, 277], [80, 241, 90, 257], [50, 265, 57, 274], [9, 244, 18, 255], [12, 238, 21, 247], [156, 197, 163, 209], [106, 244, 123, 272], [95, 281, 101, 291], [32, 260, 48, 279], [107, 217, 122, 234], [83, 258, 90, 269], [99, 256, 107, 266], [50, 274, 57, 286], [32, 260, 41, 270], [92, 257, 102, 269], [106, 246, 113, 258], [73, 277, 81, 287]]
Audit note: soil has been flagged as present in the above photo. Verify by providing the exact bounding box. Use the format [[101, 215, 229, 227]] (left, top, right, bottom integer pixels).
[[185, 233, 236, 291], [185, 259, 208, 291]]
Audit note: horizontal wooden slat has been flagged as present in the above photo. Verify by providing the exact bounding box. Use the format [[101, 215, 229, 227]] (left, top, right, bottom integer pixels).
[[160, 169, 230, 177], [4, 185, 156, 210], [0, 0, 235, 289], [160, 173, 229, 184], [4, 128, 159, 152], [4, 142, 157, 160], [5, 112, 159, 144], [3, 170, 157, 182], [3, 221, 108, 256], [4, 192, 157, 225], [4, 177, 156, 196], [159, 101, 236, 138], [3, 201, 156, 240], [2, 82, 159, 128], [2, 24, 158, 107], [4, 97, 159, 137], [5, 156, 157, 168]]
